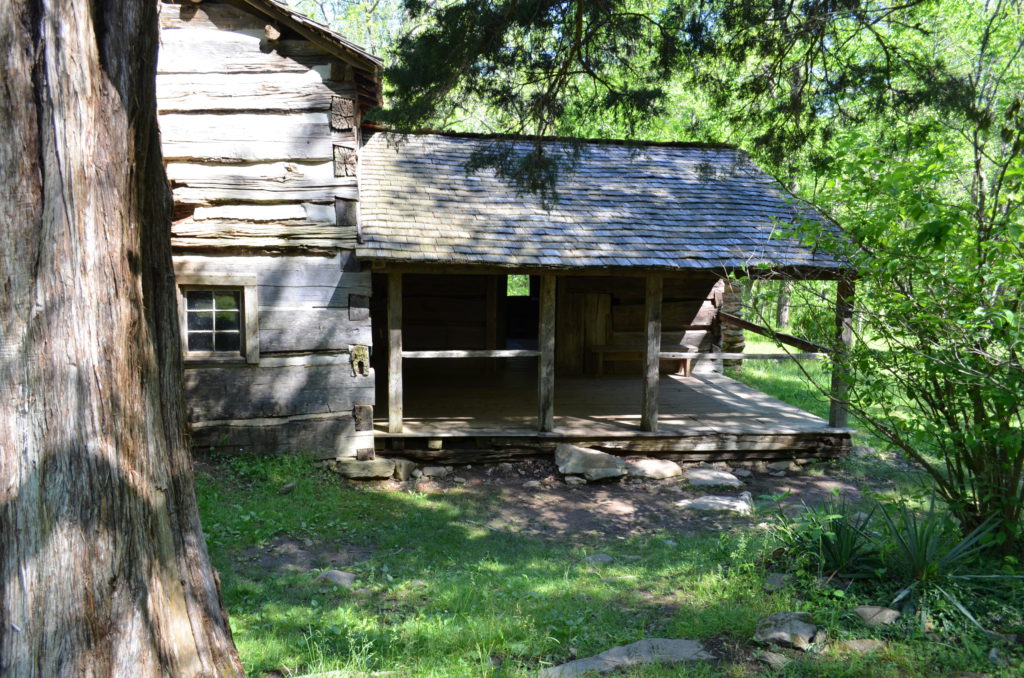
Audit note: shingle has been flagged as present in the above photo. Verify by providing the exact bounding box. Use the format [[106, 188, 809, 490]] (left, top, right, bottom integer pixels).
[[355, 132, 843, 272]]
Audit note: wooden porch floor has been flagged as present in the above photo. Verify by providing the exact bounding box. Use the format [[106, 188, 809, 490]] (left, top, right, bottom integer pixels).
[[375, 363, 849, 457]]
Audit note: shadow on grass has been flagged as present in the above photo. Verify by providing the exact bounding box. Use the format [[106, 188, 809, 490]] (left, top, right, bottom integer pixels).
[[193, 455, 1014, 678]]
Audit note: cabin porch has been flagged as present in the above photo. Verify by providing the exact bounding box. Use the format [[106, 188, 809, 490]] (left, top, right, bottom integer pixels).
[[373, 360, 851, 459]]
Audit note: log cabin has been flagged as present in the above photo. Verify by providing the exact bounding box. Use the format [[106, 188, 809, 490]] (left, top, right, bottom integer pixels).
[[158, 0, 854, 466]]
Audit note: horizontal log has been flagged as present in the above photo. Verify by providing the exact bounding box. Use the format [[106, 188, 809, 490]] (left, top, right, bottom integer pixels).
[[259, 309, 371, 352], [184, 361, 373, 421], [719, 312, 829, 353], [160, 112, 355, 162], [190, 413, 374, 460], [190, 203, 337, 223], [174, 252, 364, 289], [172, 220, 356, 248], [379, 431, 851, 461], [168, 161, 357, 205], [158, 29, 329, 75], [160, 1, 264, 32], [659, 352, 826, 360], [402, 350, 540, 359], [158, 71, 356, 113]]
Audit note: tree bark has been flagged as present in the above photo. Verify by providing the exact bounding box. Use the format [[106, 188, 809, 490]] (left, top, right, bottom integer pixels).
[[0, 1, 245, 676]]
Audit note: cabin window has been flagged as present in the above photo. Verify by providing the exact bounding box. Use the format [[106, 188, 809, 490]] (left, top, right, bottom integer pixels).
[[175, 273, 259, 364], [185, 289, 242, 353]]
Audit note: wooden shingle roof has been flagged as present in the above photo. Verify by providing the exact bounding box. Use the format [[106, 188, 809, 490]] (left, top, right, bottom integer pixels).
[[357, 131, 844, 275]]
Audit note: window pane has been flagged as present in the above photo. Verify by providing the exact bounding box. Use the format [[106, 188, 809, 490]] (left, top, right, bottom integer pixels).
[[187, 311, 213, 331], [507, 274, 530, 297], [214, 331, 240, 352], [186, 290, 213, 310], [215, 310, 240, 331], [188, 332, 213, 351], [215, 291, 240, 310]]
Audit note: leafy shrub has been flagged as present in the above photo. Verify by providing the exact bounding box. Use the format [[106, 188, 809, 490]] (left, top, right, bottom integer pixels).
[[771, 496, 879, 579]]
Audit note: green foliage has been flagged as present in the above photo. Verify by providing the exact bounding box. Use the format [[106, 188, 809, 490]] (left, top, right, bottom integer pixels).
[[772, 496, 879, 580]]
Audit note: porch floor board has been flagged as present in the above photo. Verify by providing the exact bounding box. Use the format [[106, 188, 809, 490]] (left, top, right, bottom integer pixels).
[[375, 370, 839, 439]]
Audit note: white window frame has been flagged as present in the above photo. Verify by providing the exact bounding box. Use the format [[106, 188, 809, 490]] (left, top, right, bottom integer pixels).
[[176, 273, 259, 364]]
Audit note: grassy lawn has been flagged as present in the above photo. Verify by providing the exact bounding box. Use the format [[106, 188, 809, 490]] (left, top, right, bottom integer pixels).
[[194, 334, 1021, 676], [196, 458, 1021, 677]]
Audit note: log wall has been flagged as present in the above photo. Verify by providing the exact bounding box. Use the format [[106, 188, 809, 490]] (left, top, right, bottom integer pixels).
[[160, 1, 374, 459], [556, 276, 724, 376], [158, 0, 359, 250]]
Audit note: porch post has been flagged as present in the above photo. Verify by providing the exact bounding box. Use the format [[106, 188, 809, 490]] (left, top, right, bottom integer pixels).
[[538, 274, 556, 432], [641, 274, 663, 432], [828, 277, 855, 428], [388, 272, 403, 433]]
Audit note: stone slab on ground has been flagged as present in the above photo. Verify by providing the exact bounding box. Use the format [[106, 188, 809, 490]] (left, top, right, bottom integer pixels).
[[626, 458, 682, 479], [675, 493, 753, 515], [538, 638, 714, 677], [755, 612, 818, 651], [335, 459, 395, 479], [391, 458, 417, 481], [853, 606, 901, 626], [315, 570, 356, 588], [838, 639, 886, 653], [686, 467, 743, 487], [555, 443, 629, 481]]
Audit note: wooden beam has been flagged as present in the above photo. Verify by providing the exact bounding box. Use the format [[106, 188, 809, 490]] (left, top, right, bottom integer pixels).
[[659, 352, 826, 360], [719, 311, 829, 353], [388, 273, 403, 433], [829, 278, 855, 428], [402, 349, 540, 359], [641, 274, 663, 432], [538, 275, 556, 432]]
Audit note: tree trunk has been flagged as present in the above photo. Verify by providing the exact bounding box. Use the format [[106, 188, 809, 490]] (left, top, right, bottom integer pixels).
[[0, 1, 245, 676]]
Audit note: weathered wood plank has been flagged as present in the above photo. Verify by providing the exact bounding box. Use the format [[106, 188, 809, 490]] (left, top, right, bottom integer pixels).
[[168, 161, 357, 204], [183, 362, 373, 421], [538, 274, 556, 432], [160, 112, 355, 162], [171, 220, 356, 249], [157, 71, 355, 112], [259, 309, 371, 352], [829, 278, 855, 428], [192, 203, 333, 222], [158, 29, 329, 75], [388, 273, 403, 433], [174, 253, 366, 290], [641, 275, 663, 432], [190, 414, 374, 460], [160, 1, 265, 32], [402, 350, 540, 359]]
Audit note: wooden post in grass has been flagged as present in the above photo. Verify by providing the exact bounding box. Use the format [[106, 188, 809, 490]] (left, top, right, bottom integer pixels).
[[829, 277, 855, 428], [388, 272, 403, 433], [641, 274, 663, 432]]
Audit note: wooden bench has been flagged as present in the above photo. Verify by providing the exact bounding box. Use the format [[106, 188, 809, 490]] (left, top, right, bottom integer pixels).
[[591, 344, 699, 377]]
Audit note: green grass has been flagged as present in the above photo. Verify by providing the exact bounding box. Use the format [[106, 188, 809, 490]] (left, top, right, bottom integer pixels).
[[196, 455, 1022, 677], [724, 337, 831, 420]]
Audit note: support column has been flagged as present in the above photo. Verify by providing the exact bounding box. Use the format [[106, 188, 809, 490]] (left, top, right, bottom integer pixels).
[[641, 274, 663, 432], [388, 272, 403, 433], [829, 277, 855, 428], [538, 274, 556, 432]]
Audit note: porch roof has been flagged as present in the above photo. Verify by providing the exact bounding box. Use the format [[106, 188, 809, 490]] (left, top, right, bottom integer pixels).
[[356, 131, 844, 275]]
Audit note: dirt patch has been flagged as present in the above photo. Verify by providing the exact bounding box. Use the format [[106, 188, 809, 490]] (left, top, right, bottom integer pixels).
[[237, 536, 372, 574], [355, 457, 868, 543]]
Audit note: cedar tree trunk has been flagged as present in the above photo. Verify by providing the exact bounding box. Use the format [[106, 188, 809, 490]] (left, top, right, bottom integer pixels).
[[0, 1, 245, 675]]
